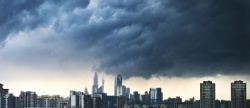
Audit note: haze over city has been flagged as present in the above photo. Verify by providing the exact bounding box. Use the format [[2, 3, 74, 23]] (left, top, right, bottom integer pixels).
[[0, 0, 249, 102]]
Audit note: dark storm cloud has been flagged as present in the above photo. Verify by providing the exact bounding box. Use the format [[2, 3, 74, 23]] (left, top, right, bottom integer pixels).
[[0, 0, 89, 44], [0, 0, 249, 79]]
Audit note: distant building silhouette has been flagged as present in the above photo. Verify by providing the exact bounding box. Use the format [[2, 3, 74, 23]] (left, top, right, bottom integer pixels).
[[114, 78, 117, 96], [133, 91, 140, 104], [142, 91, 150, 105], [85, 87, 89, 94], [200, 81, 215, 108], [117, 96, 127, 108], [231, 80, 246, 108], [92, 72, 99, 94], [221, 100, 231, 108], [92, 72, 104, 94]]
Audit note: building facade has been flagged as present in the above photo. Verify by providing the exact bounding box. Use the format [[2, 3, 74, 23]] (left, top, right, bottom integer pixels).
[[20, 91, 37, 108], [200, 81, 215, 108], [70, 90, 92, 108], [36, 95, 60, 108], [0, 84, 9, 108], [3, 93, 19, 108], [231, 80, 246, 108], [149, 88, 163, 105]]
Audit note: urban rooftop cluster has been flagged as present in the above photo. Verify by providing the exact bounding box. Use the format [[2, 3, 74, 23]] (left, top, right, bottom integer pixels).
[[0, 73, 249, 108]]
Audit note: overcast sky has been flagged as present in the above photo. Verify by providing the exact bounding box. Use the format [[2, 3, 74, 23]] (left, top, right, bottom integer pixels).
[[0, 0, 249, 100]]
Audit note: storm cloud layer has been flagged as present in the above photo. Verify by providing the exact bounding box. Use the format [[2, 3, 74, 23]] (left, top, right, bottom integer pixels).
[[0, 0, 249, 79]]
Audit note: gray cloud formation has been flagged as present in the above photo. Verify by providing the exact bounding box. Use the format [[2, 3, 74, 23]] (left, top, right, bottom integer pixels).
[[0, 0, 249, 79]]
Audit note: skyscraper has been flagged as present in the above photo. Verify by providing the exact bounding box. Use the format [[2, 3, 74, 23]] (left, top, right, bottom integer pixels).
[[231, 80, 246, 108], [116, 75, 123, 96], [126, 88, 130, 99], [200, 81, 215, 108], [122, 85, 127, 96], [114, 78, 117, 96], [92, 73, 104, 94], [149, 88, 163, 105], [142, 91, 150, 105], [134, 91, 140, 104], [92, 72, 98, 94]]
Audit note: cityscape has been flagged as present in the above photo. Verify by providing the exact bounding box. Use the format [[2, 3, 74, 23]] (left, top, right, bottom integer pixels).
[[0, 0, 249, 108], [0, 72, 249, 108]]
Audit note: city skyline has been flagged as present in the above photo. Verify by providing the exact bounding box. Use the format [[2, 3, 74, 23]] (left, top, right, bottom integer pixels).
[[1, 73, 250, 101], [0, 0, 249, 105]]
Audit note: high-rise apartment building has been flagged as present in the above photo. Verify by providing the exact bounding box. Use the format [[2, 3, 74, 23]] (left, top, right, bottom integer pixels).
[[0, 84, 9, 108], [231, 80, 246, 108], [70, 90, 92, 108], [36, 95, 60, 108], [3, 93, 19, 108], [20, 91, 37, 108], [200, 81, 215, 108]]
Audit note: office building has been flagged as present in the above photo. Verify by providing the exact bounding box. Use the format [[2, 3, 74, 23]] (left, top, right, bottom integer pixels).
[[200, 81, 215, 108], [133, 91, 140, 104], [142, 91, 150, 105], [231, 80, 247, 108], [149, 88, 163, 105], [126, 88, 130, 99], [122, 86, 127, 97], [116, 75, 123, 96], [114, 78, 117, 96], [20, 91, 37, 107]]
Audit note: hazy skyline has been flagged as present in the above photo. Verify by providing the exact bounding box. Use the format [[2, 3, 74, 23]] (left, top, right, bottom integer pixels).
[[0, 0, 249, 101]]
